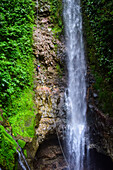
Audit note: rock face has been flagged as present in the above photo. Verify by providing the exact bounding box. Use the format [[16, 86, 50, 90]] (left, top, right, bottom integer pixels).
[[35, 86, 61, 145], [33, 136, 68, 170], [87, 66, 113, 161], [87, 105, 113, 160], [25, 0, 67, 169]]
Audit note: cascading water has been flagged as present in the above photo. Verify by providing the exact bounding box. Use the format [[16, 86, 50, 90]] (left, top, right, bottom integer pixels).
[[63, 0, 87, 169]]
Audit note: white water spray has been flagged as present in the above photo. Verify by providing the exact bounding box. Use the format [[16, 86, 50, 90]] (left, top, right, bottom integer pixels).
[[63, 0, 87, 169]]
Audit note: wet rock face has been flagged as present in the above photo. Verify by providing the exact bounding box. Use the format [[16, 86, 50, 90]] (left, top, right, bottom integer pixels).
[[87, 66, 113, 161], [25, 0, 67, 169], [35, 86, 57, 145], [34, 0, 65, 69], [32, 85, 67, 169], [34, 85, 67, 150], [34, 0, 66, 145], [87, 105, 113, 161]]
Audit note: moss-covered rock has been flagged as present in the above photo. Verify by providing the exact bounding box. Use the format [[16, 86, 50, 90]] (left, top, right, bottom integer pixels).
[[0, 125, 18, 169], [8, 90, 35, 138], [18, 139, 26, 149]]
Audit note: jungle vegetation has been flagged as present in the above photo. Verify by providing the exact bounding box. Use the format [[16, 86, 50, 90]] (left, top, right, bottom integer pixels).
[[0, 0, 35, 168], [82, 0, 113, 115]]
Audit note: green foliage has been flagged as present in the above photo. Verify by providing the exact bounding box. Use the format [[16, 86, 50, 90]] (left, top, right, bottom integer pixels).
[[0, 125, 17, 169], [48, 0, 63, 37], [93, 72, 113, 115], [0, 0, 35, 168], [82, 0, 113, 83], [18, 139, 26, 149], [0, 0, 35, 113], [24, 149, 27, 158], [0, 115, 3, 121], [9, 89, 35, 137], [56, 63, 63, 78], [82, 0, 113, 115], [56, 63, 61, 72]]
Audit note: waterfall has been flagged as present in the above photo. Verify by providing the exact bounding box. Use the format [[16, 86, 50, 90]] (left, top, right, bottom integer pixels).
[[63, 0, 87, 169]]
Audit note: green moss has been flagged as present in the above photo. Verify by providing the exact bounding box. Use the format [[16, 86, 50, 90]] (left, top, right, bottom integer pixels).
[[0, 115, 3, 121], [0, 125, 17, 147], [0, 0, 36, 168], [52, 26, 63, 38], [9, 89, 35, 137], [0, 0, 35, 115], [92, 72, 113, 116], [18, 139, 26, 149], [48, 0, 63, 37], [82, 0, 113, 82], [0, 125, 17, 169], [82, 1, 113, 116], [24, 149, 27, 158], [56, 63, 63, 78]]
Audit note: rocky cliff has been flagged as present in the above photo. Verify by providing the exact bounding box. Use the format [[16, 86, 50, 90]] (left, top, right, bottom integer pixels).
[[87, 67, 113, 161], [25, 1, 68, 169]]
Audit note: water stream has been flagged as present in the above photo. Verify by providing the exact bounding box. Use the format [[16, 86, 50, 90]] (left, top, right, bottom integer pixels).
[[17, 150, 27, 170], [63, 0, 87, 169], [11, 134, 30, 170]]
